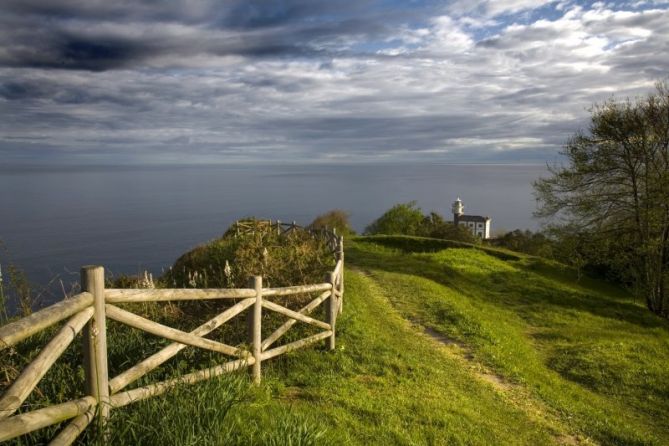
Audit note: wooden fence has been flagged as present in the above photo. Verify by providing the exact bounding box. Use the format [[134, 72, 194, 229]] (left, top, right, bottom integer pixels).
[[233, 219, 341, 253], [0, 233, 344, 445]]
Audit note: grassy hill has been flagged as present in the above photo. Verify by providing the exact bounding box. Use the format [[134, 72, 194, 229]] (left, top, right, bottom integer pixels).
[[6, 235, 669, 445], [220, 236, 668, 445]]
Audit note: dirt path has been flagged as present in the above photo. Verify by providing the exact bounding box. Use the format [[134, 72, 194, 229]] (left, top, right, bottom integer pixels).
[[357, 267, 596, 446]]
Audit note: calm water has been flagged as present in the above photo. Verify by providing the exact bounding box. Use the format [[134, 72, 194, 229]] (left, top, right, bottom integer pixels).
[[0, 163, 546, 299]]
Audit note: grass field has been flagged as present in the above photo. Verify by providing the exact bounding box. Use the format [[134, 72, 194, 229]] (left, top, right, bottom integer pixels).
[[226, 236, 669, 445], [4, 235, 669, 444]]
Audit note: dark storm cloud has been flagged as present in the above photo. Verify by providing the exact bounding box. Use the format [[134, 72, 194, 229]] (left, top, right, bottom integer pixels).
[[0, 81, 44, 100], [2, 0, 379, 28], [2, 0, 221, 24], [2, 35, 155, 71], [0, 0, 421, 71], [219, 0, 374, 29]]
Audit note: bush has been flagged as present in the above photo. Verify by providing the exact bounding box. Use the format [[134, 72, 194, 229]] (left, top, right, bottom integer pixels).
[[364, 201, 425, 236], [419, 212, 478, 243], [158, 219, 338, 347], [162, 219, 336, 290], [309, 209, 355, 237], [491, 229, 554, 258]]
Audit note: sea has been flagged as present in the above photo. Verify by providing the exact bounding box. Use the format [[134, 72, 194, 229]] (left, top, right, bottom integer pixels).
[[0, 163, 547, 304]]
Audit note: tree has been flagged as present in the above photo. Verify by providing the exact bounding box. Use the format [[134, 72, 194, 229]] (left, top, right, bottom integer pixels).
[[309, 209, 356, 236], [364, 201, 425, 236], [419, 212, 478, 243], [535, 82, 669, 317]]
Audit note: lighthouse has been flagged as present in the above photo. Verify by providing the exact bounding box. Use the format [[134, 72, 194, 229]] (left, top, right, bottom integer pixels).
[[451, 197, 492, 239], [452, 197, 464, 225]]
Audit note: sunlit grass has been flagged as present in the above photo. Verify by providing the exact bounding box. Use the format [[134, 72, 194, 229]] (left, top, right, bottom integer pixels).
[[345, 236, 669, 445], [3, 235, 668, 444]]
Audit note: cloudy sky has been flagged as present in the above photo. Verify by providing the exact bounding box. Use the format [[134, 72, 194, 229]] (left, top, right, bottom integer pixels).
[[1, 0, 668, 164]]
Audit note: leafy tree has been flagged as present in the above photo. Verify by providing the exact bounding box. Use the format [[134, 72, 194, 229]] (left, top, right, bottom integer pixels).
[[420, 212, 478, 243], [364, 201, 425, 236], [535, 82, 669, 317], [309, 209, 356, 236], [418, 211, 449, 237], [543, 225, 592, 281]]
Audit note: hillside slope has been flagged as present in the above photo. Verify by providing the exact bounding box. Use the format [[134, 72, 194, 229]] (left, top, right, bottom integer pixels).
[[222, 236, 669, 445], [347, 237, 669, 444], [26, 235, 665, 445]]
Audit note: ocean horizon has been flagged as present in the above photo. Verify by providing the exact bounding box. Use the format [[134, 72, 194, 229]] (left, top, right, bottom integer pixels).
[[0, 162, 547, 304]]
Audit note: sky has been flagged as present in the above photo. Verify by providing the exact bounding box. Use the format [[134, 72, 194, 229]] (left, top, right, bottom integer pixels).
[[1, 0, 668, 164]]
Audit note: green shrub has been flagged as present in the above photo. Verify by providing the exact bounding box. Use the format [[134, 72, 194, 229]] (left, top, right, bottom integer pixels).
[[491, 229, 554, 258], [357, 235, 522, 261], [419, 212, 478, 243], [364, 201, 425, 236], [162, 219, 336, 290], [309, 209, 356, 237]]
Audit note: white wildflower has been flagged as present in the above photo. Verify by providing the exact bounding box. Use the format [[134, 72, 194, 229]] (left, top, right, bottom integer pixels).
[[224, 261, 232, 278], [139, 271, 155, 289], [188, 271, 197, 288]]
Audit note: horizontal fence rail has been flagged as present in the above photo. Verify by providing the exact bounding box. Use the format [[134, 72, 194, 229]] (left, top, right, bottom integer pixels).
[[0, 231, 344, 445]]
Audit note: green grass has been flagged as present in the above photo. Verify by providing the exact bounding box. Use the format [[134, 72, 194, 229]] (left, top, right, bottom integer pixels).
[[3, 235, 668, 444], [339, 236, 669, 445], [230, 270, 563, 445]]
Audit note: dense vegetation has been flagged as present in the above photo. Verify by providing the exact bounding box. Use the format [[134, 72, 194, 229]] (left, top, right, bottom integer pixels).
[[161, 219, 336, 290], [364, 201, 477, 243], [0, 220, 340, 445], [308, 209, 356, 237], [535, 83, 669, 318]]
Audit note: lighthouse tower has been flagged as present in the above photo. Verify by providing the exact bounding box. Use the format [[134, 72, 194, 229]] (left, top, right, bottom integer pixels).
[[451, 197, 492, 239], [452, 197, 464, 225]]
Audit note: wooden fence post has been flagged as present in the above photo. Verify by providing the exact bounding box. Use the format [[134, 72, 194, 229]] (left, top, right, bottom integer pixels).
[[81, 266, 110, 429], [324, 272, 336, 350], [247, 276, 262, 384], [338, 236, 344, 314]]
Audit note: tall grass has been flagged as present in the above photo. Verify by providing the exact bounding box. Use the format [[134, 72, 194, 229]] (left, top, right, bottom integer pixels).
[[1, 323, 331, 445], [103, 370, 330, 445], [0, 224, 336, 444], [0, 264, 8, 324], [104, 372, 247, 445]]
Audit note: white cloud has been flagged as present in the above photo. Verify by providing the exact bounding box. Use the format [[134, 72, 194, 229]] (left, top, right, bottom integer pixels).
[[448, 0, 555, 18], [1, 1, 668, 163]]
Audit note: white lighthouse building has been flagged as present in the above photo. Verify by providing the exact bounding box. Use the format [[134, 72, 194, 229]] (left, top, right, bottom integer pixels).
[[452, 198, 491, 239]]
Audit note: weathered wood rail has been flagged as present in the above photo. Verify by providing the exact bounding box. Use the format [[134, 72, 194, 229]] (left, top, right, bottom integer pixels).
[[0, 232, 344, 445]]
